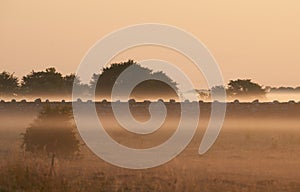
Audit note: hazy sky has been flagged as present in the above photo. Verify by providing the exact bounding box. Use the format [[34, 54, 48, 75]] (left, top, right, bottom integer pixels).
[[1, 0, 300, 88]]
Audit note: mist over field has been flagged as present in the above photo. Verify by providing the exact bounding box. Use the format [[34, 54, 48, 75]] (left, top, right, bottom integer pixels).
[[1, 1, 300, 190], [0, 102, 299, 191]]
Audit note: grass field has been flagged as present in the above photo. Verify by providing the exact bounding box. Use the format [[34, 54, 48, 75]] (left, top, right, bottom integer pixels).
[[0, 103, 299, 191]]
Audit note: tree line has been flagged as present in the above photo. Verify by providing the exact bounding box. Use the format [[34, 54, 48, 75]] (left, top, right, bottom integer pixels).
[[1, 60, 297, 100], [0, 60, 177, 100], [0, 67, 83, 97]]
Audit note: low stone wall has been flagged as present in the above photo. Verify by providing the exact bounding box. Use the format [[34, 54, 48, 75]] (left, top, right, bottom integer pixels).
[[0, 100, 299, 118]]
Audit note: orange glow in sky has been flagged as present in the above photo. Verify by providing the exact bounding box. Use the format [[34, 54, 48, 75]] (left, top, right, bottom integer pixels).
[[1, 0, 300, 88]]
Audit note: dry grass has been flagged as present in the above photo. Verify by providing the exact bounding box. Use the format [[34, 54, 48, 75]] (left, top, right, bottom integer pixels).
[[0, 153, 299, 192], [0, 109, 300, 191]]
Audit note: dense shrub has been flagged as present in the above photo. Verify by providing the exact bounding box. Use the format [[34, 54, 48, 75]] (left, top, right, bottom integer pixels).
[[22, 105, 79, 157]]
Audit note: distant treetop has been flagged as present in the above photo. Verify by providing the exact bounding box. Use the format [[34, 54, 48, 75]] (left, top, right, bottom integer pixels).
[[90, 60, 179, 100], [227, 79, 266, 99], [1, 61, 298, 101], [0, 71, 19, 97]]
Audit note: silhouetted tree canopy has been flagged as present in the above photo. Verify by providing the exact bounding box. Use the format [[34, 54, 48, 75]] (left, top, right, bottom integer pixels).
[[0, 71, 19, 96], [194, 89, 210, 100], [90, 60, 179, 100], [227, 79, 266, 99], [2, 64, 298, 101], [20, 67, 81, 96], [195, 86, 226, 101], [210, 85, 226, 100]]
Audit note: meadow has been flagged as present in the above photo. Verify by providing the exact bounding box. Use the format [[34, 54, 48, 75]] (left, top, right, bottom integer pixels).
[[0, 101, 299, 191]]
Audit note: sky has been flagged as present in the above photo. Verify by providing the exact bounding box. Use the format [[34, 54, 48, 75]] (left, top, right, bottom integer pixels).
[[1, 0, 300, 88]]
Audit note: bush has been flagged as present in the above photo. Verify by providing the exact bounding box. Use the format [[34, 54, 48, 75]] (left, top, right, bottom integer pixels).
[[22, 105, 80, 157]]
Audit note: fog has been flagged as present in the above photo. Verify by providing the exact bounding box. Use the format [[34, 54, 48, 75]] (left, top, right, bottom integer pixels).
[[0, 103, 300, 191], [1, 92, 300, 102]]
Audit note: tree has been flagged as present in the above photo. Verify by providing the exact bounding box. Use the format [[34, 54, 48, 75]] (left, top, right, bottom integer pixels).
[[21, 67, 64, 95], [0, 71, 19, 97], [22, 105, 80, 157], [195, 89, 210, 100], [20, 67, 85, 96], [62, 74, 81, 94], [90, 60, 179, 100], [227, 79, 266, 99], [210, 85, 226, 100]]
